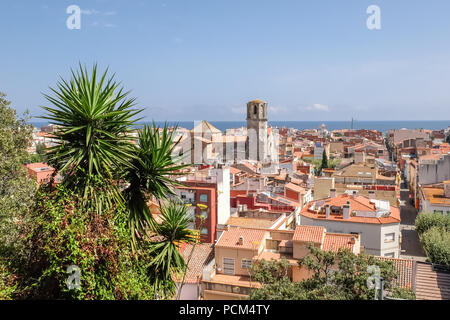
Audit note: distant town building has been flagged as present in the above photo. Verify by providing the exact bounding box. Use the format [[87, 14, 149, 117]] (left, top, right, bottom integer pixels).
[[24, 162, 61, 185]]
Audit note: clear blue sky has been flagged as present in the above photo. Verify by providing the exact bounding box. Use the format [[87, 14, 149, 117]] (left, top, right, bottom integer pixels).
[[1, 0, 450, 121]]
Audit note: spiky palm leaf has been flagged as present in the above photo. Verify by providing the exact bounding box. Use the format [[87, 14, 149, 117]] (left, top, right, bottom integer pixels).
[[123, 123, 188, 246], [146, 201, 196, 297], [41, 64, 142, 211]]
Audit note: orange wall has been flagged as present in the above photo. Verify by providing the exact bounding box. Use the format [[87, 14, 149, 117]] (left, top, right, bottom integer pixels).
[[215, 245, 263, 276]]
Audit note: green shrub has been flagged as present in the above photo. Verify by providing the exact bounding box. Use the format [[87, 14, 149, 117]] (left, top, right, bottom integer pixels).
[[22, 184, 156, 299], [415, 212, 450, 235], [390, 287, 416, 300], [421, 227, 450, 266], [0, 261, 17, 300]]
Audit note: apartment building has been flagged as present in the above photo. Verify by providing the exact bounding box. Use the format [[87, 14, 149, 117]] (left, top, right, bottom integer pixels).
[[201, 225, 360, 300], [297, 193, 401, 258], [174, 167, 230, 243]]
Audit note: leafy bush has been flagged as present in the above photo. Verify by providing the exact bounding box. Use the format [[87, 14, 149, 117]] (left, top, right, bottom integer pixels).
[[0, 92, 37, 299], [415, 212, 450, 235], [421, 227, 450, 266], [0, 261, 17, 300], [249, 245, 416, 300], [22, 184, 156, 299], [390, 287, 416, 300]]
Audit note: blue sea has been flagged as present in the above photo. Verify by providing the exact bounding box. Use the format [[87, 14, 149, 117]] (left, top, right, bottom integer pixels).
[[31, 120, 450, 134]]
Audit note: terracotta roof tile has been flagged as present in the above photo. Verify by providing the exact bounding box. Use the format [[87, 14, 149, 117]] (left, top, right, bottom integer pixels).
[[226, 217, 275, 229], [415, 262, 450, 300], [376, 257, 413, 290], [174, 243, 214, 284], [216, 228, 266, 250], [293, 225, 325, 243], [300, 194, 401, 225], [322, 233, 356, 252]]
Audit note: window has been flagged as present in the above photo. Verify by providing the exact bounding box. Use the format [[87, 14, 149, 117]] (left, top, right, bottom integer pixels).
[[223, 258, 235, 275], [242, 259, 252, 269], [434, 210, 444, 215], [384, 233, 395, 242], [384, 252, 395, 258], [200, 228, 208, 235], [199, 194, 208, 202], [254, 105, 257, 114], [180, 193, 186, 199], [200, 210, 208, 219]]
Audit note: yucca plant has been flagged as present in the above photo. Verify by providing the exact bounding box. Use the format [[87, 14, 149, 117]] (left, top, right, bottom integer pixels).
[[39, 64, 196, 299], [146, 201, 196, 298], [123, 123, 188, 247], [41, 64, 142, 212]]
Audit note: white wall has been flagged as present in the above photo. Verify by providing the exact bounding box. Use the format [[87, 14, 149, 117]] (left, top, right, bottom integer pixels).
[[299, 216, 400, 257], [212, 167, 231, 225], [421, 199, 450, 215], [418, 154, 450, 185]]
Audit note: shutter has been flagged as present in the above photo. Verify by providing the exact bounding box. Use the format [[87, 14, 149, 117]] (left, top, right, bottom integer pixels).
[[223, 258, 235, 275]]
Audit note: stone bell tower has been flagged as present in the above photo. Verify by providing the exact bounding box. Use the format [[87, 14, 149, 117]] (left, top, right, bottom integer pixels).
[[246, 99, 268, 161]]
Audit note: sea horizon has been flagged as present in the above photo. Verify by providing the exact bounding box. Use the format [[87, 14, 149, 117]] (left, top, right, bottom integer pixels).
[[30, 120, 450, 134]]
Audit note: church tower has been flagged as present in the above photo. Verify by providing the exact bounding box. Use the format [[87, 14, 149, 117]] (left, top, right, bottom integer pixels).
[[246, 99, 268, 162]]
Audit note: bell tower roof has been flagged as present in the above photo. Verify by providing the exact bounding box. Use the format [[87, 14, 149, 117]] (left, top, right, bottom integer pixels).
[[249, 99, 266, 104]]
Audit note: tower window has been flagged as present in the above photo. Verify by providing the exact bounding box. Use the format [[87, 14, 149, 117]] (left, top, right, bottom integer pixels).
[[254, 105, 257, 114]]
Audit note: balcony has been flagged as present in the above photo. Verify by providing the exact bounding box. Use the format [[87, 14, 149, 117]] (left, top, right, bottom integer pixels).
[[201, 274, 261, 300]]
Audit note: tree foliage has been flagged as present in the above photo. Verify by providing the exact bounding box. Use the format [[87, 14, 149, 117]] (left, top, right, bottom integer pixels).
[[0, 92, 36, 299], [41, 64, 141, 213], [421, 227, 450, 266], [1, 65, 196, 299], [35, 142, 48, 162], [415, 212, 450, 235], [22, 184, 156, 299], [123, 123, 188, 247], [249, 245, 415, 300], [416, 213, 450, 266], [321, 149, 328, 171]]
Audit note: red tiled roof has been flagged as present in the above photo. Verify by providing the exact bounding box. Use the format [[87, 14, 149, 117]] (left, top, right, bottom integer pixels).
[[285, 182, 307, 194], [322, 233, 356, 252], [376, 257, 413, 290], [415, 262, 450, 300], [216, 228, 266, 250], [175, 243, 214, 284], [293, 225, 325, 244], [300, 194, 401, 225], [25, 162, 54, 171], [229, 167, 242, 175]]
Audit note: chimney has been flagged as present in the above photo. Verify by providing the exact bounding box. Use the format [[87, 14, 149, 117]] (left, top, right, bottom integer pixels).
[[350, 237, 356, 245], [330, 188, 336, 198], [352, 190, 358, 197], [343, 204, 351, 219], [445, 180, 450, 198], [325, 204, 330, 219], [368, 190, 375, 200], [238, 236, 244, 245]]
